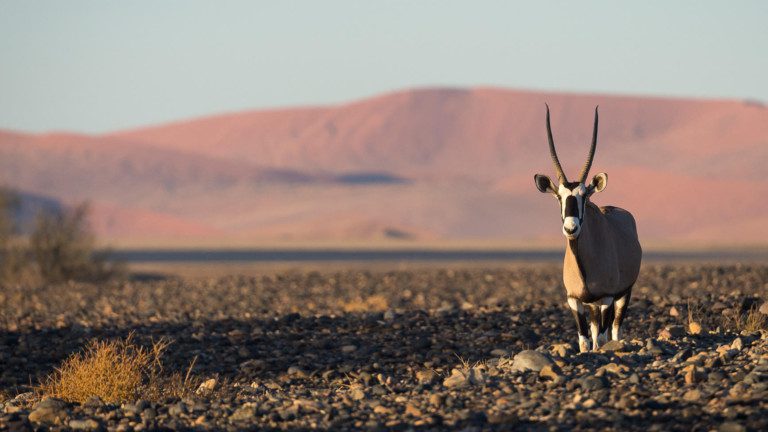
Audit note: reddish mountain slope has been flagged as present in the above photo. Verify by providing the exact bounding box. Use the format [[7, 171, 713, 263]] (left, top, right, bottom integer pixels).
[[1, 88, 766, 246], [114, 88, 768, 181]]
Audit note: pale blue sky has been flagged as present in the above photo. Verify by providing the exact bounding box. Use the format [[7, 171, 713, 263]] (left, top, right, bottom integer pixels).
[[1, 1, 766, 133]]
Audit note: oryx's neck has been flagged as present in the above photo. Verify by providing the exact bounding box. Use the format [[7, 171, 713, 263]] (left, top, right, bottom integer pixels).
[[563, 204, 601, 301]]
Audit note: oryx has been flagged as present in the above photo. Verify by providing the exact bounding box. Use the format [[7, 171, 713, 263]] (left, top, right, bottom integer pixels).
[[534, 105, 642, 352]]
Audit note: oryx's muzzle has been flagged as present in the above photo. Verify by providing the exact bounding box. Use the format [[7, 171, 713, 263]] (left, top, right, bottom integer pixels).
[[562, 195, 581, 238], [561, 191, 583, 239]]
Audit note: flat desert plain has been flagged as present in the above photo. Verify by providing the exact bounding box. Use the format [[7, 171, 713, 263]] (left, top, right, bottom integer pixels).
[[1, 263, 767, 431]]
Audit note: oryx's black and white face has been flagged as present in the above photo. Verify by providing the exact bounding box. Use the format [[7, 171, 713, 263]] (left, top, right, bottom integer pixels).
[[534, 174, 607, 239], [534, 104, 605, 240]]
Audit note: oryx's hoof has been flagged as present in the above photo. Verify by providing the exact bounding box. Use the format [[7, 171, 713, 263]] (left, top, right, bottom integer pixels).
[[578, 336, 590, 353]]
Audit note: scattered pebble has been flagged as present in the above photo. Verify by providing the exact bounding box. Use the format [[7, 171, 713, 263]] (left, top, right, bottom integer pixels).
[[688, 321, 703, 335], [508, 350, 553, 372], [195, 378, 217, 395], [759, 302, 768, 315], [599, 340, 625, 352], [68, 418, 101, 430]]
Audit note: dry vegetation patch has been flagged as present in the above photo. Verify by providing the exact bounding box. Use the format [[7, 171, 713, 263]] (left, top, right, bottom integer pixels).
[[723, 305, 767, 333], [341, 294, 389, 313], [38, 334, 197, 404]]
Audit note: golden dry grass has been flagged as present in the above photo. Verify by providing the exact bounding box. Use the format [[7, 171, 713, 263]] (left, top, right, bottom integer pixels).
[[742, 306, 767, 333], [341, 294, 389, 313], [38, 334, 197, 404], [721, 305, 767, 334]]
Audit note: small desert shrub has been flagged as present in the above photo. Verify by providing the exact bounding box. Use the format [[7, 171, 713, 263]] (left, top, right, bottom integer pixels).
[[0, 189, 23, 284], [0, 188, 17, 242], [0, 190, 122, 284], [0, 245, 43, 287], [29, 203, 117, 283], [39, 334, 196, 404]]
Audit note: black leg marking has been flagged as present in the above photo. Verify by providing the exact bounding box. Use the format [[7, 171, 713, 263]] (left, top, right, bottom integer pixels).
[[600, 301, 615, 335], [612, 286, 633, 340], [571, 307, 589, 338]]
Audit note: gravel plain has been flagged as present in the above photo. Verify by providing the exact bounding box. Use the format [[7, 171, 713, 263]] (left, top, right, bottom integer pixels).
[[1, 263, 767, 431]]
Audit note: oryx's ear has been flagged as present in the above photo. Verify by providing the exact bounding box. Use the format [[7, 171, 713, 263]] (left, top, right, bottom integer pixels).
[[534, 174, 557, 194], [589, 172, 607, 194]]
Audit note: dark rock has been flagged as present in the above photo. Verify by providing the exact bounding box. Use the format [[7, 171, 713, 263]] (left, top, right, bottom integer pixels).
[[579, 375, 609, 391], [28, 398, 69, 424], [167, 402, 187, 417], [659, 325, 686, 340], [2, 413, 32, 432], [719, 422, 746, 432], [229, 406, 256, 422], [487, 412, 517, 425], [600, 340, 625, 352], [68, 418, 101, 431], [509, 350, 553, 372], [82, 397, 104, 409], [646, 340, 664, 356], [672, 348, 693, 362]]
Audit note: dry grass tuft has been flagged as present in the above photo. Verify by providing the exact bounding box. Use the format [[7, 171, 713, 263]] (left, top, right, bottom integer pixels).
[[38, 334, 197, 404], [147, 356, 202, 402], [741, 307, 767, 333], [687, 300, 704, 334], [341, 294, 389, 313], [721, 305, 767, 333], [453, 354, 485, 373]]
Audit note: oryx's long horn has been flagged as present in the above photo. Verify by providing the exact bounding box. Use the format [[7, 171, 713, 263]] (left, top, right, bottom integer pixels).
[[545, 104, 567, 183], [578, 106, 599, 183]]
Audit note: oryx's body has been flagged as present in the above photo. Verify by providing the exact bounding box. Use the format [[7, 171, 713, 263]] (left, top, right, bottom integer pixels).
[[534, 105, 642, 352], [563, 203, 641, 303]]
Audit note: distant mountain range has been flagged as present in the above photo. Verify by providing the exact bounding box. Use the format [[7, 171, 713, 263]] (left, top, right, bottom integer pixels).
[[1, 87, 766, 246]]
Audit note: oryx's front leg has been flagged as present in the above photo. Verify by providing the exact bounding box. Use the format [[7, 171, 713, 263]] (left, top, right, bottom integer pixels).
[[585, 297, 614, 351], [567, 297, 590, 353]]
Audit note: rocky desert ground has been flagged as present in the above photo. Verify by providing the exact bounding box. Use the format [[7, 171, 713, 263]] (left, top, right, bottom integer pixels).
[[1, 263, 767, 431]]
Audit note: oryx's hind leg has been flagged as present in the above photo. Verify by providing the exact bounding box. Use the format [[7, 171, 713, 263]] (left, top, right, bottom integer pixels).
[[567, 297, 590, 353], [612, 287, 633, 341], [599, 298, 615, 345]]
